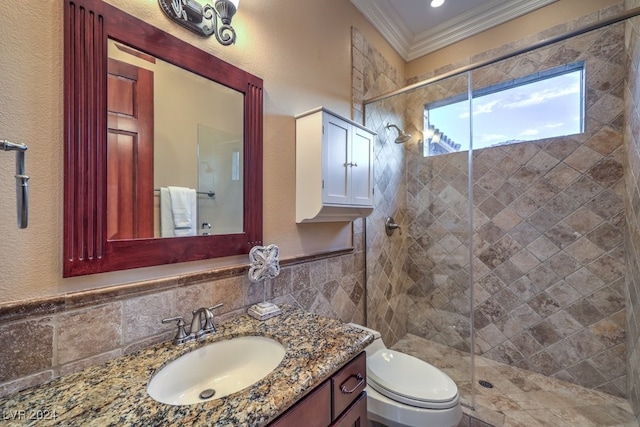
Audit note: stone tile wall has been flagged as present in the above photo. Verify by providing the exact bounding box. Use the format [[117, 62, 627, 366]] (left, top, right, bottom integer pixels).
[[401, 20, 628, 397], [0, 250, 365, 398], [352, 28, 410, 347], [356, 1, 630, 399], [624, 0, 640, 419], [402, 73, 473, 354]]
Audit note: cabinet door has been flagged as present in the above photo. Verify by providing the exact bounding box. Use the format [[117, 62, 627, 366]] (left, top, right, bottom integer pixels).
[[322, 114, 351, 205], [330, 392, 368, 427], [350, 126, 374, 206], [269, 381, 332, 427], [332, 352, 367, 419]]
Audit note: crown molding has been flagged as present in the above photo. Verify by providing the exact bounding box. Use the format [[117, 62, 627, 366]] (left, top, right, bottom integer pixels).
[[408, 0, 559, 60], [351, 0, 559, 62], [351, 0, 413, 59]]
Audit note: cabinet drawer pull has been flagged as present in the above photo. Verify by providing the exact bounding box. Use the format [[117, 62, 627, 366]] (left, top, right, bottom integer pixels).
[[340, 373, 364, 394]]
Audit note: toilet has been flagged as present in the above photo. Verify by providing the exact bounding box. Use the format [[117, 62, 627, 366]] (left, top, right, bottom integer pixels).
[[350, 324, 462, 427]]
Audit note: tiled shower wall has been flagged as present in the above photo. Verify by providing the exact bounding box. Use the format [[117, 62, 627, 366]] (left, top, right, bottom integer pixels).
[[402, 74, 474, 354], [355, 2, 631, 400], [352, 28, 410, 347], [403, 21, 628, 397], [624, 0, 640, 419], [0, 251, 366, 398]]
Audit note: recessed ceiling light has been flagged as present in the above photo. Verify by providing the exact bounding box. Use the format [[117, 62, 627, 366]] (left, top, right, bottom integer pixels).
[[431, 0, 445, 7]]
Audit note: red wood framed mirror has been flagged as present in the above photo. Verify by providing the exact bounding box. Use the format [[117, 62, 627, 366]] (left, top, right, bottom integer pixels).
[[64, 0, 263, 276]]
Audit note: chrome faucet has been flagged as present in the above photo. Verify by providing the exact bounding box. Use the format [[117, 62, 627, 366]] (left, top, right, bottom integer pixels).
[[191, 306, 216, 339], [162, 303, 224, 345]]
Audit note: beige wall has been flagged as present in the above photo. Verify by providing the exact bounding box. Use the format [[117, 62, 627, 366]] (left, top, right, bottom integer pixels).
[[406, 0, 621, 80], [0, 0, 403, 303]]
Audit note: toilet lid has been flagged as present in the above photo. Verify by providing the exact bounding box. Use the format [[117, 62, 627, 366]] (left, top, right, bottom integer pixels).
[[367, 349, 459, 409]]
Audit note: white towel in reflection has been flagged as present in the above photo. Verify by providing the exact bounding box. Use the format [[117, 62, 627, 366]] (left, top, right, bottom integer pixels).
[[160, 186, 197, 237], [168, 186, 197, 236], [160, 187, 174, 237]]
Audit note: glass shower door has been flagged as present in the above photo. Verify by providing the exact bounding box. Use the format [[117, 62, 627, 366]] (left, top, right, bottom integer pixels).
[[365, 71, 476, 409]]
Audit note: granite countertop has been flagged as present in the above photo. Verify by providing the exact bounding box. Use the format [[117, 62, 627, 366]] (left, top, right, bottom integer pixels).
[[0, 306, 372, 426]]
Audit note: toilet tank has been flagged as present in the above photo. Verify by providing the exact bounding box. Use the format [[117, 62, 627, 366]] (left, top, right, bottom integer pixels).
[[348, 323, 387, 355]]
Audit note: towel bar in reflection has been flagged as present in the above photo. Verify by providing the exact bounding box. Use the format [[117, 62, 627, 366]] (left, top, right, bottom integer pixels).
[[154, 188, 216, 198]]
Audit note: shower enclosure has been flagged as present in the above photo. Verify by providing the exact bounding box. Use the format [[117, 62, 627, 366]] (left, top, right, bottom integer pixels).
[[363, 12, 629, 413]]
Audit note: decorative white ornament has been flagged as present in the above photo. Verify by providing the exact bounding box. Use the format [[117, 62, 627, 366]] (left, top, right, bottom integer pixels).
[[247, 244, 283, 320], [248, 244, 280, 283]]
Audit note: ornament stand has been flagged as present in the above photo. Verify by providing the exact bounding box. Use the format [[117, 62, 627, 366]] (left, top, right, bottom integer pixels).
[[247, 244, 282, 321]]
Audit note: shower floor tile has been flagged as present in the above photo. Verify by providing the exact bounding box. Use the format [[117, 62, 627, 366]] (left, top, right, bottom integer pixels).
[[391, 334, 638, 427]]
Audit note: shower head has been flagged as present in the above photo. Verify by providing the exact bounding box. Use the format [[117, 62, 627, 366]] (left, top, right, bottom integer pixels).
[[385, 123, 412, 144]]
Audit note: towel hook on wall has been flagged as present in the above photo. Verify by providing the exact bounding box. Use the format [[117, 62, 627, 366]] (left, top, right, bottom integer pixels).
[[1, 140, 29, 228]]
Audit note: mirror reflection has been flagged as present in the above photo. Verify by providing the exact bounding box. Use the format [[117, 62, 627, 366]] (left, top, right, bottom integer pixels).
[[196, 124, 243, 235], [107, 40, 244, 240]]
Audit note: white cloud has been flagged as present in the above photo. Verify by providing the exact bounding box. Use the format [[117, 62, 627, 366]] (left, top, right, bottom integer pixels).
[[520, 129, 540, 137], [477, 133, 507, 144], [459, 99, 500, 118], [545, 122, 564, 128], [473, 100, 499, 116], [502, 83, 580, 109]]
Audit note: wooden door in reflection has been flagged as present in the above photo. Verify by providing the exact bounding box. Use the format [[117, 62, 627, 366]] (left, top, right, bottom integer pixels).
[[107, 58, 154, 240]]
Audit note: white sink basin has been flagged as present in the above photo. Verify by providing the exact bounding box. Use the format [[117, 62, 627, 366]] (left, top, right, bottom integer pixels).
[[148, 336, 286, 405]]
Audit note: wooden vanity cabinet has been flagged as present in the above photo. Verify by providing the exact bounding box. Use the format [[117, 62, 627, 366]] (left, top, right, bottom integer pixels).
[[269, 381, 332, 427], [269, 352, 367, 427], [331, 392, 367, 427]]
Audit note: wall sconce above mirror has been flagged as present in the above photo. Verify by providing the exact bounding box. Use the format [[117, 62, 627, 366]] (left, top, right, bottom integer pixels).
[[64, 0, 262, 277], [158, 0, 240, 45]]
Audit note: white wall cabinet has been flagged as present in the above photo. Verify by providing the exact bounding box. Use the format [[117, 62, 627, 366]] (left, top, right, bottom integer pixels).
[[295, 107, 375, 223]]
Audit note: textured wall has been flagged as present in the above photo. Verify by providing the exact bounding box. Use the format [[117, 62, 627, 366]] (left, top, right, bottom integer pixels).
[[624, 0, 640, 419], [402, 20, 628, 397], [0, 0, 402, 303], [352, 28, 411, 347], [0, 1, 64, 302], [358, 1, 630, 399]]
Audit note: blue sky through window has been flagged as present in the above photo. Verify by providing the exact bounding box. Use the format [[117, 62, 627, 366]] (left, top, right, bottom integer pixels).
[[425, 64, 584, 156]]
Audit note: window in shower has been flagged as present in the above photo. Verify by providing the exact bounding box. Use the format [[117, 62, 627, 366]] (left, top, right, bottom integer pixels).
[[424, 61, 585, 156]]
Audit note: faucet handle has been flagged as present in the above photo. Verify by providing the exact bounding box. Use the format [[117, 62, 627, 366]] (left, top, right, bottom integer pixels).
[[199, 303, 223, 333], [162, 316, 190, 345], [205, 303, 223, 331]]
